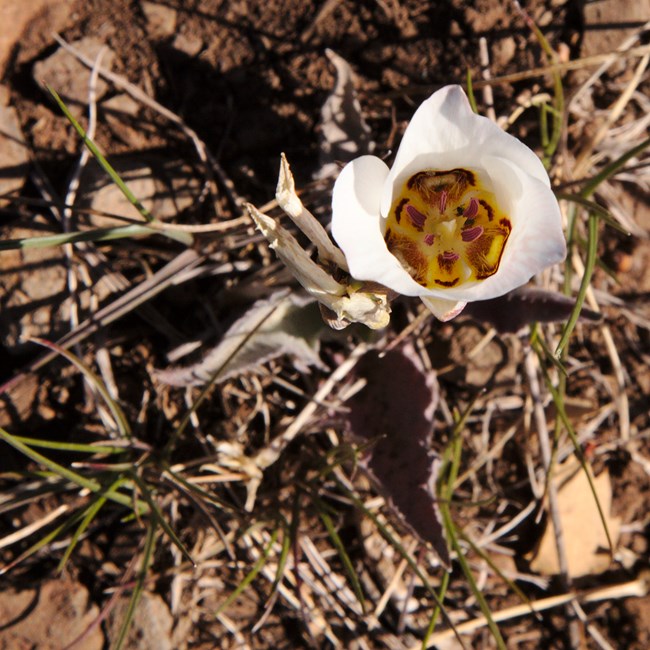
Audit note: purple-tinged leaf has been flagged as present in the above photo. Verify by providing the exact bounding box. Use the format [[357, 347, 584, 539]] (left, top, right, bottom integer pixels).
[[465, 286, 602, 333], [346, 344, 449, 568]]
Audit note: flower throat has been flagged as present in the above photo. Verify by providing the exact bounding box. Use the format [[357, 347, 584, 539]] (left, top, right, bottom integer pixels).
[[384, 168, 511, 289]]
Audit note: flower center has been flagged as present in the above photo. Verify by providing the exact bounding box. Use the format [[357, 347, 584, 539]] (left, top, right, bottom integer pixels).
[[384, 168, 511, 289]]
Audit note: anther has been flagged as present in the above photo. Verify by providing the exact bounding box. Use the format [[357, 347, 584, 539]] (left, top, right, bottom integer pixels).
[[463, 197, 479, 219], [406, 205, 427, 229], [461, 226, 484, 242]]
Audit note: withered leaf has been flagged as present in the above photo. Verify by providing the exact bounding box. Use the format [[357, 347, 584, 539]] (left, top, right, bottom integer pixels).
[[316, 49, 373, 179], [155, 291, 325, 387]]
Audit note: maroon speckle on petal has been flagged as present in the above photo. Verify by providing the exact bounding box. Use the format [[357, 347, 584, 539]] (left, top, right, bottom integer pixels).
[[441, 250, 460, 261], [463, 197, 479, 219], [394, 198, 408, 224], [406, 205, 427, 230], [479, 199, 494, 221], [424, 233, 435, 246], [461, 226, 484, 242]]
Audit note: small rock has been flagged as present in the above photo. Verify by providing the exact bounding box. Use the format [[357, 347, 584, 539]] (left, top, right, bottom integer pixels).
[[0, 578, 103, 650], [0, 0, 73, 75], [0, 220, 68, 351], [0, 372, 39, 429], [173, 32, 204, 58], [492, 36, 516, 67], [76, 154, 201, 227], [107, 592, 174, 650], [102, 93, 140, 119], [582, 0, 650, 58], [0, 85, 30, 197], [0, 216, 115, 352], [447, 323, 520, 386], [141, 0, 177, 39], [33, 37, 116, 115], [464, 0, 504, 33], [101, 93, 145, 146]]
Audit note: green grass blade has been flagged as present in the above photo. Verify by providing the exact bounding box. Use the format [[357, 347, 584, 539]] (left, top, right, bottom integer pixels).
[[29, 338, 132, 438], [57, 486, 117, 571], [530, 324, 567, 376], [162, 466, 233, 512], [422, 570, 451, 648], [518, 5, 564, 162], [466, 70, 478, 113], [112, 520, 158, 650], [46, 85, 154, 223], [534, 343, 615, 555], [215, 527, 279, 616], [441, 504, 506, 650], [0, 427, 148, 515], [270, 492, 300, 596], [460, 531, 538, 616], [439, 396, 480, 493], [314, 495, 366, 614], [556, 192, 631, 235], [0, 224, 177, 251], [12, 436, 129, 455], [557, 137, 650, 352], [554, 213, 598, 358], [580, 136, 650, 199], [435, 400, 507, 648], [334, 480, 464, 645], [539, 102, 550, 152], [130, 473, 194, 565], [45, 85, 192, 246]]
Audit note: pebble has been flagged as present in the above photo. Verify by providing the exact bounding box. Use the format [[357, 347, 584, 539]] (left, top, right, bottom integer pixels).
[[33, 37, 116, 116], [0, 84, 29, 197]]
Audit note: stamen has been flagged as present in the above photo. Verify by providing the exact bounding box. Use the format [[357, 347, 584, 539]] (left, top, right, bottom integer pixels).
[[461, 226, 484, 242], [386, 167, 510, 290], [406, 204, 427, 229], [463, 197, 479, 219], [439, 190, 448, 213]]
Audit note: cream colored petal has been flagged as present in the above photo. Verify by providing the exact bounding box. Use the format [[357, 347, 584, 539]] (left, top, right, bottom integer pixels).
[[380, 85, 551, 219], [420, 296, 467, 321], [458, 154, 566, 301], [332, 155, 429, 296]]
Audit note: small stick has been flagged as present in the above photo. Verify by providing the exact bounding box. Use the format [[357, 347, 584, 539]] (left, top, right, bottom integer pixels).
[[244, 344, 368, 510], [418, 575, 648, 647], [479, 37, 496, 123]]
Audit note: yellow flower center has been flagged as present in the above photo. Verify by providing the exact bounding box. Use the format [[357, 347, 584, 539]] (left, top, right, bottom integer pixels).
[[385, 168, 511, 289]]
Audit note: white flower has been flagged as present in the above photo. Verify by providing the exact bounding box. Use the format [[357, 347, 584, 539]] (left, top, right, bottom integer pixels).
[[331, 85, 566, 321]]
